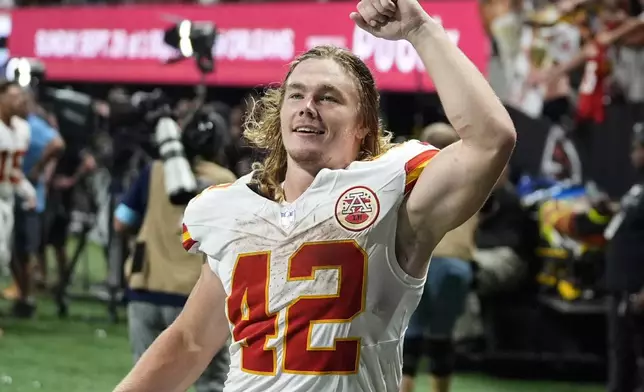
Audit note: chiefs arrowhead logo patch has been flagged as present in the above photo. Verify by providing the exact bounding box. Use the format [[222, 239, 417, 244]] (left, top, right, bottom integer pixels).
[[335, 186, 380, 232]]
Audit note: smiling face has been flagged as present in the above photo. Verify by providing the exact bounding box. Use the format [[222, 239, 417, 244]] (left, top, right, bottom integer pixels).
[[241, 45, 387, 201], [279, 58, 368, 171]]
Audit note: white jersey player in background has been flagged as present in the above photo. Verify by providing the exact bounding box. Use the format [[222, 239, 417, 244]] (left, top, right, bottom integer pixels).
[[114, 0, 516, 390], [0, 81, 36, 277]]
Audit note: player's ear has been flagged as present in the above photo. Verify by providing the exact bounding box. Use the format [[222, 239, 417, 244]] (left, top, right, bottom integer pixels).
[[356, 127, 369, 140]]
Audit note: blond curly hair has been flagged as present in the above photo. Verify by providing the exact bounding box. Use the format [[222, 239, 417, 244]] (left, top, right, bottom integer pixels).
[[243, 45, 393, 202]]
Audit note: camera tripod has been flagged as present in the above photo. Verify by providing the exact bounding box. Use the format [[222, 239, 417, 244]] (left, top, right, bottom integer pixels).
[[53, 174, 110, 319]]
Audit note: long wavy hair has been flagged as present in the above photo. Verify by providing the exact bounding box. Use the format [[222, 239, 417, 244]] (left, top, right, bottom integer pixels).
[[243, 45, 393, 202]]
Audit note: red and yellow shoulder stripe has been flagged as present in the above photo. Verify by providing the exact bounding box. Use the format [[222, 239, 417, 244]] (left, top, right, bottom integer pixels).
[[404, 147, 439, 195], [181, 223, 197, 252]]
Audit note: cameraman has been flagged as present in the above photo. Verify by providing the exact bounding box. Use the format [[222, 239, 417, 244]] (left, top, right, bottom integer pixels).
[[113, 113, 234, 392]]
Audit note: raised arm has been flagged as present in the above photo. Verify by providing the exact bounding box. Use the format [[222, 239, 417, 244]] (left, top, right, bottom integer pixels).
[[349, 0, 515, 276], [397, 20, 516, 276]]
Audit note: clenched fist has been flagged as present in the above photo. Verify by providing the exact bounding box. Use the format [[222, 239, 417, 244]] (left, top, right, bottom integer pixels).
[[349, 0, 435, 42]]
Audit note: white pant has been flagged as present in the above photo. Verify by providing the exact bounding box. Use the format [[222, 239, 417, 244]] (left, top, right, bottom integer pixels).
[[0, 198, 14, 276]]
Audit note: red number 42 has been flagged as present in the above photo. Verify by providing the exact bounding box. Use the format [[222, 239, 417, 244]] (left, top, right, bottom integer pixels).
[[226, 240, 368, 376]]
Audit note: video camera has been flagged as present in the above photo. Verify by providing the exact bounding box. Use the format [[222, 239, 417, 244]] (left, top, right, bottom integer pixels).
[[106, 88, 230, 161]]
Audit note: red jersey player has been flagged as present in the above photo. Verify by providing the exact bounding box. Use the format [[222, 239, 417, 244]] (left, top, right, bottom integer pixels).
[[114, 0, 516, 391]]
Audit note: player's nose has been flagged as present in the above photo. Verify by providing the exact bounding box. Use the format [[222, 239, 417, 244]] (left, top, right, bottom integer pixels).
[[299, 97, 319, 119]]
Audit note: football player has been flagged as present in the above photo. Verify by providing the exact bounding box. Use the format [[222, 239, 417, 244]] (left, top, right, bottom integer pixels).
[[0, 81, 36, 277], [114, 0, 516, 390]]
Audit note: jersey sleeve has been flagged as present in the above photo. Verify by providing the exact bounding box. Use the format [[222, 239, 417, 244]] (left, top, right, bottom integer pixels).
[[180, 183, 233, 254], [181, 222, 199, 253], [181, 195, 207, 254], [392, 140, 440, 196]]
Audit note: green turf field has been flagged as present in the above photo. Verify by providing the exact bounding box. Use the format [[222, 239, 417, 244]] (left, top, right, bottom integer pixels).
[[0, 241, 606, 392]]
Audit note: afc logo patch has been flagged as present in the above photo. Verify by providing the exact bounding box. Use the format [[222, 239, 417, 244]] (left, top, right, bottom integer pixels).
[[335, 186, 380, 232]]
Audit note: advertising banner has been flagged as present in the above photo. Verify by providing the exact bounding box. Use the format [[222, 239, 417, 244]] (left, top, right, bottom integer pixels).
[[9, 1, 489, 91]]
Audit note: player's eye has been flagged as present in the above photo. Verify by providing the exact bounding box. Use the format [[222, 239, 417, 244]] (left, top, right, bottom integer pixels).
[[288, 93, 303, 100], [320, 95, 338, 103]]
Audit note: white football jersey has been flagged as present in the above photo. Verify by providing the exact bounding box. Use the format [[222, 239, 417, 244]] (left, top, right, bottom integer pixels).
[[182, 140, 439, 392], [0, 116, 30, 201]]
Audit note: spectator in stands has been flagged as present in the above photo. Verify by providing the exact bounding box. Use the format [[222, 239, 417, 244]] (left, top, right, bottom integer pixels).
[[612, 0, 644, 122], [401, 123, 476, 392], [604, 122, 644, 392], [113, 118, 234, 392], [6, 89, 64, 318], [479, 0, 523, 98], [530, 10, 644, 127]]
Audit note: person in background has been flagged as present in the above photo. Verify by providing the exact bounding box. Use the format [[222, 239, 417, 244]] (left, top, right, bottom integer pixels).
[[605, 122, 644, 392], [225, 97, 256, 176], [612, 0, 644, 122], [401, 122, 477, 392], [40, 143, 96, 292], [0, 81, 36, 335], [4, 88, 64, 317], [113, 120, 234, 392], [479, 0, 523, 97], [473, 164, 530, 294], [451, 164, 532, 347]]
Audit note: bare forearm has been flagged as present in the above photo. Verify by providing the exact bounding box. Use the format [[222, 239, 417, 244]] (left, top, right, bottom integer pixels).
[[408, 22, 515, 148], [31, 138, 64, 178], [114, 328, 210, 392], [43, 159, 58, 184]]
